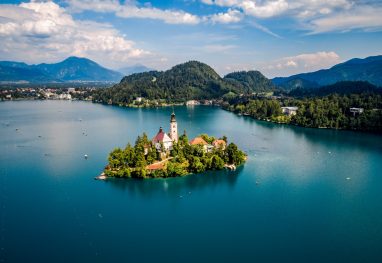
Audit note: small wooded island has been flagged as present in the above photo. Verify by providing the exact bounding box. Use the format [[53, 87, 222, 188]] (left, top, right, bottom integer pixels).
[[101, 112, 246, 179]]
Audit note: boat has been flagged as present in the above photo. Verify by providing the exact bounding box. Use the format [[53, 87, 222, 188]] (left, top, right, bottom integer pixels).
[[84, 154, 88, 159], [95, 173, 107, 180]]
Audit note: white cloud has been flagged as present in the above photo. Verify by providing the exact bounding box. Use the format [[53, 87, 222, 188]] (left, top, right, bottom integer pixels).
[[202, 0, 242, 6], [66, 0, 121, 13], [260, 51, 341, 77], [0, 1, 151, 68], [201, 0, 353, 18], [209, 8, 243, 24], [200, 0, 382, 34], [308, 5, 382, 34], [116, 4, 200, 25], [66, 0, 200, 25], [240, 0, 289, 18]]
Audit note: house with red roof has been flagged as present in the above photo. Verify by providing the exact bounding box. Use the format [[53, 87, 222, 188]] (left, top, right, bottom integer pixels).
[[212, 139, 226, 150], [190, 137, 214, 153], [152, 127, 173, 151], [189, 137, 208, 146]]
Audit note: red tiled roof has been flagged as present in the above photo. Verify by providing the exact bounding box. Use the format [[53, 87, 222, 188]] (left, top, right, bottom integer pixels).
[[190, 137, 208, 145], [152, 127, 169, 143], [212, 139, 226, 147], [146, 162, 165, 170]]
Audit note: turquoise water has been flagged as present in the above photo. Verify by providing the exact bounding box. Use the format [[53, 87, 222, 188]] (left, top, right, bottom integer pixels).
[[1, 100, 382, 263]]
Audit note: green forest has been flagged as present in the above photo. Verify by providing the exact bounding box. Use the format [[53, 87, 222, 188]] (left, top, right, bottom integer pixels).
[[104, 133, 246, 179], [223, 91, 382, 132]]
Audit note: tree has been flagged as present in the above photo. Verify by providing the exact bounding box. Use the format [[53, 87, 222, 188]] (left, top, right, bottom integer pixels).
[[189, 156, 205, 173], [226, 143, 246, 165], [211, 155, 225, 170]]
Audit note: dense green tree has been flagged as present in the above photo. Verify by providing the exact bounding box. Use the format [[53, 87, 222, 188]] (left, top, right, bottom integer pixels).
[[211, 155, 225, 170]]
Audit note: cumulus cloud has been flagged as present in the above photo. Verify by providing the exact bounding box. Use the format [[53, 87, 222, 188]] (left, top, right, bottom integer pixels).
[[240, 0, 289, 18], [0, 1, 150, 68], [260, 51, 341, 77], [308, 5, 382, 34]]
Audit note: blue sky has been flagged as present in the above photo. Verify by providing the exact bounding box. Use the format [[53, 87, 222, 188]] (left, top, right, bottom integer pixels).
[[1, 0, 382, 77]]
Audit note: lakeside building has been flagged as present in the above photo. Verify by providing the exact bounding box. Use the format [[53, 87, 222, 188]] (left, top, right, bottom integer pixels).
[[282, 106, 298, 116], [186, 100, 200, 106], [350, 107, 364, 116]]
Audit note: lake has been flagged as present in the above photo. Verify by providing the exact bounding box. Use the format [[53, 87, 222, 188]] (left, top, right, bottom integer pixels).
[[1, 100, 382, 263]]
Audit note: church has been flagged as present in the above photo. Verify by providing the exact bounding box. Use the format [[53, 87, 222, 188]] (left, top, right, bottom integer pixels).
[[151, 112, 178, 152]]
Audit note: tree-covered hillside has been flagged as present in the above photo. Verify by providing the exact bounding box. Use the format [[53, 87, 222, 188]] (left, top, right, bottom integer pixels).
[[223, 71, 276, 93], [92, 61, 276, 104]]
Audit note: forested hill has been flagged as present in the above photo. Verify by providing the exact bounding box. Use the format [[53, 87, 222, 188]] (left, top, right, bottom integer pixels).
[[224, 71, 276, 93], [92, 61, 275, 104]]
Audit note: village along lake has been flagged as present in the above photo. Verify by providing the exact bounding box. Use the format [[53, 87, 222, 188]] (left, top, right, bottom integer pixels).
[[1, 100, 382, 263]]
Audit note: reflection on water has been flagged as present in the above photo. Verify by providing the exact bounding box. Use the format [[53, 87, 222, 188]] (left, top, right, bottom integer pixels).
[[103, 166, 243, 199], [237, 112, 382, 153]]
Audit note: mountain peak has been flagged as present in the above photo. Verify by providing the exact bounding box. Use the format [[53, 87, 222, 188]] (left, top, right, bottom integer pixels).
[[0, 57, 123, 83]]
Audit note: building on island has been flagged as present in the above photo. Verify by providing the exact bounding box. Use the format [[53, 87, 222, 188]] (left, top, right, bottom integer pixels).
[[281, 106, 298, 116], [151, 112, 227, 155], [212, 139, 226, 150], [170, 112, 178, 142], [189, 137, 215, 153], [152, 112, 178, 152], [152, 127, 173, 151]]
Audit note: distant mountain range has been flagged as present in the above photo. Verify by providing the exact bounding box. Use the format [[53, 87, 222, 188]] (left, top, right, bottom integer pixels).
[[0, 57, 123, 83], [1, 55, 381, 94], [273, 55, 382, 89]]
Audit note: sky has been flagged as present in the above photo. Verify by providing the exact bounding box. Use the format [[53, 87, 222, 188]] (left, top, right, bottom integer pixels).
[[0, 0, 382, 78]]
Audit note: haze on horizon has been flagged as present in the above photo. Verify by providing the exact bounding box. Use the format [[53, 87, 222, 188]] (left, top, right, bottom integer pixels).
[[1, 0, 382, 78]]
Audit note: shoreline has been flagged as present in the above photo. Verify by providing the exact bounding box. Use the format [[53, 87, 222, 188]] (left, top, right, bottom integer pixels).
[[97, 161, 245, 180], [2, 98, 379, 133]]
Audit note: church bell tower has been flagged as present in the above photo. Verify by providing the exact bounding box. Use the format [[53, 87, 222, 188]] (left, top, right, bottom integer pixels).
[[170, 111, 178, 142]]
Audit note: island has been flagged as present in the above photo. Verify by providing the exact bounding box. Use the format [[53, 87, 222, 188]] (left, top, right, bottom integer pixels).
[[101, 112, 246, 179]]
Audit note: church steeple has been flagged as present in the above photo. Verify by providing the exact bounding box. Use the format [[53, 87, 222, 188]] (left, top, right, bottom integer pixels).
[[170, 111, 178, 142]]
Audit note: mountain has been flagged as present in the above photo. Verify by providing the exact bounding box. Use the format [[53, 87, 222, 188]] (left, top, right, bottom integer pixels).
[[92, 61, 276, 104], [0, 62, 55, 82], [118, 64, 154, 76], [273, 55, 382, 89], [0, 57, 123, 83], [223, 71, 276, 93]]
